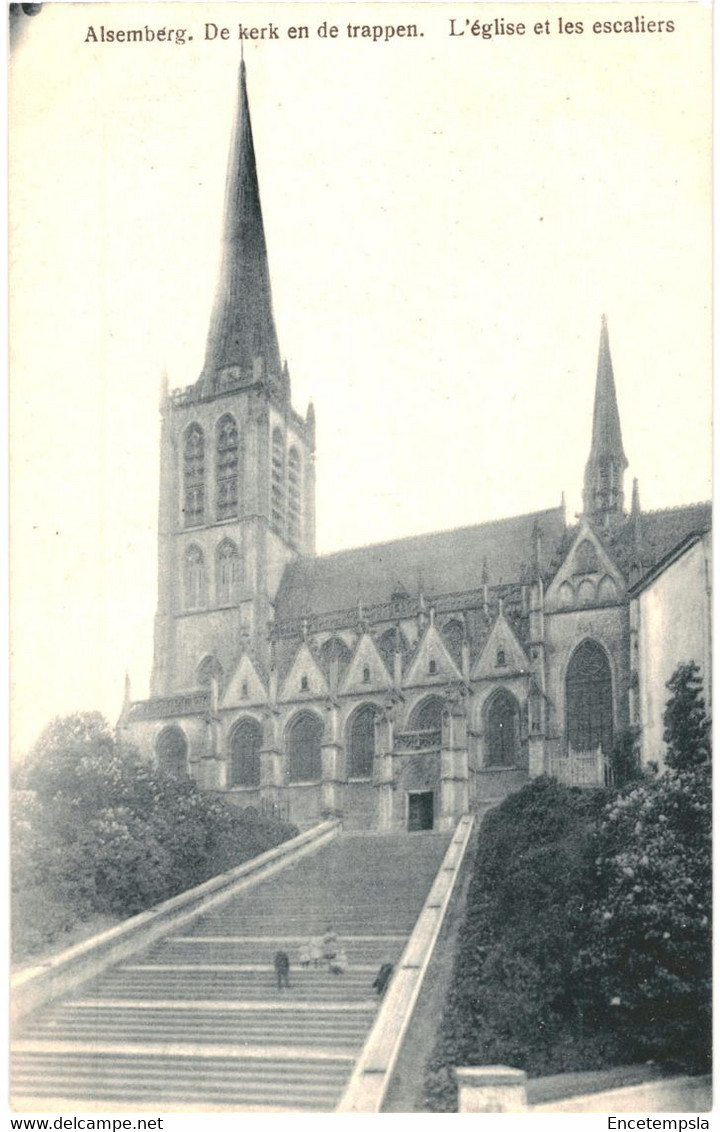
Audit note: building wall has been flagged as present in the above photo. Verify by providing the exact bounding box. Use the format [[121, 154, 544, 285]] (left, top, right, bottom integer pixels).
[[634, 534, 712, 769]]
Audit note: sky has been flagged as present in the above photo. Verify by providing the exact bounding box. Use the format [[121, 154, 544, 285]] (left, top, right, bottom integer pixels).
[[9, 1, 711, 756]]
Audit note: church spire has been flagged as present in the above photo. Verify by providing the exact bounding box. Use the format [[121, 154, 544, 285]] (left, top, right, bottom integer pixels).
[[203, 61, 281, 385], [583, 314, 628, 523]]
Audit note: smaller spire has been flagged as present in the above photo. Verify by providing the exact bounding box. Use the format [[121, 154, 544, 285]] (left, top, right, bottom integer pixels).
[[631, 477, 641, 517], [123, 672, 131, 711], [159, 368, 169, 410], [583, 314, 628, 522]]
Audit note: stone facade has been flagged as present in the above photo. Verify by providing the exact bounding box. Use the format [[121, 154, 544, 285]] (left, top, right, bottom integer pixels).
[[119, 65, 711, 831]]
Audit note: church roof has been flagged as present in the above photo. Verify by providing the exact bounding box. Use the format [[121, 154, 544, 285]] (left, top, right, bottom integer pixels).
[[203, 62, 282, 381], [274, 506, 566, 621], [610, 501, 712, 578]]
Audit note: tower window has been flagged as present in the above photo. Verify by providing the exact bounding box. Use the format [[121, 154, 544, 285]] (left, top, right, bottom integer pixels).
[[183, 544, 206, 610], [216, 539, 241, 605], [288, 447, 302, 546], [216, 414, 239, 521], [183, 424, 205, 527], [271, 427, 285, 534], [197, 655, 223, 688]]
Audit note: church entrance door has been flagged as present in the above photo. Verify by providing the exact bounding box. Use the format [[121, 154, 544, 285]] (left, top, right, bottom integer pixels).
[[408, 790, 434, 831]]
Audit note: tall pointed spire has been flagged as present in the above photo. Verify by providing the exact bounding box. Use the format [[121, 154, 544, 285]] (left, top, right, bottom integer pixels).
[[583, 315, 628, 523], [203, 62, 281, 386]]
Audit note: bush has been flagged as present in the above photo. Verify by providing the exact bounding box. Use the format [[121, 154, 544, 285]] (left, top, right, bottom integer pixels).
[[581, 761, 711, 1072], [425, 778, 616, 1111], [12, 713, 298, 959]]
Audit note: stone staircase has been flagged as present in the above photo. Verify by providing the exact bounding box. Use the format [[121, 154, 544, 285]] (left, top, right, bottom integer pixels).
[[12, 831, 450, 1111]]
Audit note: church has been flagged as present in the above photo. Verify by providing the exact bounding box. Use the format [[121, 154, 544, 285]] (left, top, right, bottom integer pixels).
[[119, 63, 711, 832]]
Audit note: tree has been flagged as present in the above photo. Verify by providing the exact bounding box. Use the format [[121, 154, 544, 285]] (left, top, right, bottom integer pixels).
[[13, 713, 298, 959], [663, 662, 711, 770]]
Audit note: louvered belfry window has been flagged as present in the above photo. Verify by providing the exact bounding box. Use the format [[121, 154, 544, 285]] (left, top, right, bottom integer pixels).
[[184, 424, 205, 527], [216, 415, 239, 520], [287, 447, 302, 545], [271, 428, 285, 534]]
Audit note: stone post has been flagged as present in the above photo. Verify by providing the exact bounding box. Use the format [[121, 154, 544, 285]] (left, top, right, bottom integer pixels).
[[259, 707, 285, 817], [321, 699, 344, 819], [375, 703, 396, 830], [439, 697, 469, 830], [456, 1067, 528, 1113]]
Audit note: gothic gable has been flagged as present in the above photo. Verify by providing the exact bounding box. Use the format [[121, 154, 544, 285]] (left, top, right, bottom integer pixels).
[[222, 653, 268, 708], [278, 640, 329, 702], [471, 610, 529, 681], [545, 521, 626, 613], [403, 622, 463, 688], [340, 632, 393, 694]]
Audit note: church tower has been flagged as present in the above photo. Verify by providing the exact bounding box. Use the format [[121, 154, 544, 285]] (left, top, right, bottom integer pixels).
[[151, 63, 316, 697], [582, 314, 628, 525]]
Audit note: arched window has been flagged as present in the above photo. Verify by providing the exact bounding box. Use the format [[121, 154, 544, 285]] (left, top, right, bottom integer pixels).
[[348, 705, 378, 779], [441, 620, 464, 669], [410, 695, 444, 732], [379, 627, 408, 675], [598, 575, 619, 604], [156, 726, 187, 779], [578, 579, 596, 606], [566, 640, 613, 754], [183, 424, 205, 527], [216, 415, 239, 521], [183, 545, 206, 609], [197, 655, 223, 688], [559, 581, 574, 607], [575, 539, 600, 574], [229, 718, 262, 787], [319, 637, 352, 682], [216, 539, 240, 605], [287, 447, 302, 545], [270, 427, 285, 534], [287, 712, 323, 783], [486, 690, 520, 766]]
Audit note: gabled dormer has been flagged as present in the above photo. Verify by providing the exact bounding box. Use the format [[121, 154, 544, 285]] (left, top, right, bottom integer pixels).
[[403, 620, 463, 687], [340, 632, 393, 695], [471, 608, 529, 681], [278, 640, 329, 702], [221, 651, 268, 709], [545, 520, 626, 612]]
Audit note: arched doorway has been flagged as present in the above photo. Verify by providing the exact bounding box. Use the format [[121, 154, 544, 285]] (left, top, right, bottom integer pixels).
[[486, 690, 521, 766], [156, 726, 187, 779], [566, 640, 613, 754]]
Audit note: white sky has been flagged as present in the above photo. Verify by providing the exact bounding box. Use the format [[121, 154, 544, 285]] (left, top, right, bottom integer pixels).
[[9, 2, 711, 755]]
